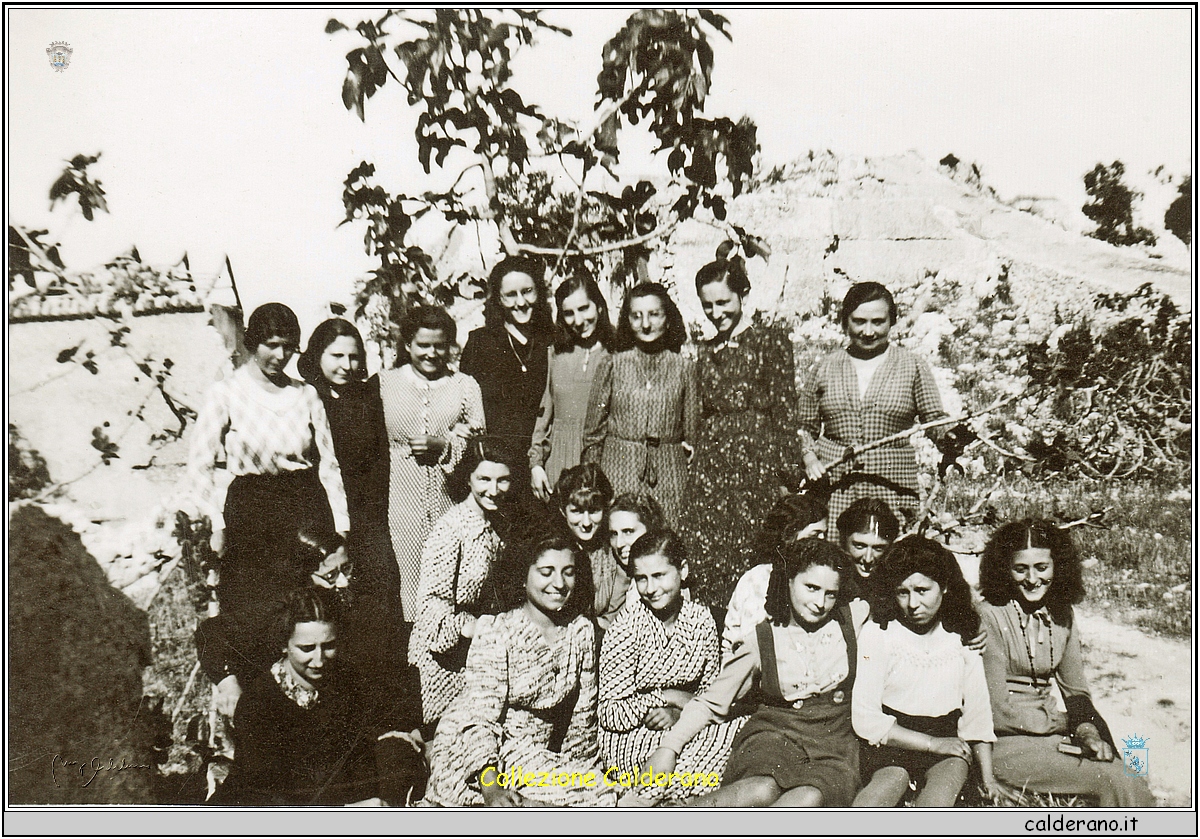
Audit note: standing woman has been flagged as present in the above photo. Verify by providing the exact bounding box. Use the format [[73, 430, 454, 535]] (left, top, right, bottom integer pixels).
[[189, 303, 349, 714], [680, 253, 803, 606], [298, 319, 404, 672], [798, 282, 947, 541], [529, 275, 615, 501], [977, 521, 1154, 807], [582, 282, 698, 527], [459, 256, 553, 502], [378, 306, 485, 620], [409, 436, 516, 727]]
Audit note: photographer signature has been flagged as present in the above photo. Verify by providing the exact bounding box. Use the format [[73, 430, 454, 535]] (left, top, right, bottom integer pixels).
[[51, 754, 151, 787]]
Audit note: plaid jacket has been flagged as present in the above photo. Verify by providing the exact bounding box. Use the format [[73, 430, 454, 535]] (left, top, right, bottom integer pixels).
[[797, 346, 946, 492]]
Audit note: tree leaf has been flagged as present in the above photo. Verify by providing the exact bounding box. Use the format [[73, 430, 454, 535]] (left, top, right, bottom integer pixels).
[[325, 18, 347, 34]]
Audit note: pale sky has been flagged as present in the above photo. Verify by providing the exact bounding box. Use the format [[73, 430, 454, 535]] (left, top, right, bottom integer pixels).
[[7, 7, 1192, 332]]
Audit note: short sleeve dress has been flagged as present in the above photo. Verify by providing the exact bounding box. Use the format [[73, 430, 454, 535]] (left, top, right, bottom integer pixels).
[[679, 321, 802, 605]]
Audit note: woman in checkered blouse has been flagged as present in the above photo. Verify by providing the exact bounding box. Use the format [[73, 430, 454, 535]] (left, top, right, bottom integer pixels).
[[798, 283, 947, 542]]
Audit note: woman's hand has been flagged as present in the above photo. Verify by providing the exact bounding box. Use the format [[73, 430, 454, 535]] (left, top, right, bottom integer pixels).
[[928, 736, 972, 762], [409, 435, 446, 466], [214, 674, 242, 716], [1075, 724, 1115, 762], [210, 527, 226, 556], [659, 688, 694, 709], [530, 466, 553, 502], [461, 616, 477, 640], [966, 626, 988, 653], [642, 706, 681, 730], [802, 451, 827, 482], [981, 776, 1023, 805], [481, 784, 526, 807], [646, 747, 677, 776]]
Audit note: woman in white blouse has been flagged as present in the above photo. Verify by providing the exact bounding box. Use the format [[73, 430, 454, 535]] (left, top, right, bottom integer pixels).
[[189, 303, 348, 715], [852, 535, 1008, 806]]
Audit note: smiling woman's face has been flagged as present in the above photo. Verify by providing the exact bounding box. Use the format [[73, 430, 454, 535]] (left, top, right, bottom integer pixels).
[[1010, 547, 1055, 605]]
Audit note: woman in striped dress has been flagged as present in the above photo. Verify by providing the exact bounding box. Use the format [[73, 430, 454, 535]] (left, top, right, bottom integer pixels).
[[798, 282, 947, 541], [582, 283, 698, 527], [378, 306, 485, 620], [599, 531, 745, 804]]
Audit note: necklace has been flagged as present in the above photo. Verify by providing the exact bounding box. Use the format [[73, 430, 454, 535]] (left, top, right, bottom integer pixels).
[[1013, 602, 1054, 688], [507, 331, 531, 374], [636, 349, 662, 390], [581, 344, 594, 373]]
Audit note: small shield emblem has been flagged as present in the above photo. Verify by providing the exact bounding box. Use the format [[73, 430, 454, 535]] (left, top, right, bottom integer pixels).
[[47, 41, 73, 72]]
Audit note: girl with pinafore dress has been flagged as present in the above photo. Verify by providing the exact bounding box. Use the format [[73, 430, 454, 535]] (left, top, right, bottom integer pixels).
[[647, 539, 868, 807]]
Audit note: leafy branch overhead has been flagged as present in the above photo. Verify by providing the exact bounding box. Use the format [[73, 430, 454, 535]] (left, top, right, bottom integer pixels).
[[328, 9, 764, 344]]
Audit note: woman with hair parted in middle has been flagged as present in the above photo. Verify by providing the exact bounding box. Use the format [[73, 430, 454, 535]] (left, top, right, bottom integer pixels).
[[797, 282, 947, 542], [852, 535, 1003, 807], [423, 534, 617, 807], [377, 305, 485, 621], [582, 282, 698, 527], [529, 273, 616, 502], [679, 249, 804, 606], [976, 520, 1154, 807]]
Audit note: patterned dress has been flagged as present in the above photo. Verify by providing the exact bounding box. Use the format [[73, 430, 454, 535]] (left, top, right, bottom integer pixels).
[[529, 343, 611, 489], [379, 365, 485, 620], [424, 608, 617, 807], [598, 599, 745, 801], [582, 348, 699, 526], [797, 345, 946, 541], [409, 500, 503, 724], [679, 321, 802, 605]]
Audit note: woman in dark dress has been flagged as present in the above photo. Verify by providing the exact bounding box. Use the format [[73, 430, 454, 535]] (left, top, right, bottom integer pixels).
[[299, 319, 406, 689], [679, 253, 803, 605], [211, 587, 424, 806], [459, 255, 554, 503]]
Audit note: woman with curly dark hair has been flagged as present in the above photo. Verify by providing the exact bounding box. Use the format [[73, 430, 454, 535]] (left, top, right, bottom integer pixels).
[[582, 282, 697, 526], [529, 274, 616, 501], [460, 256, 554, 502], [852, 535, 1005, 806], [646, 539, 864, 807], [977, 520, 1154, 807]]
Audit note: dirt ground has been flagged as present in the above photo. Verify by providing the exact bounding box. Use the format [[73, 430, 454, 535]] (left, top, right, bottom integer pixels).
[[1073, 607, 1192, 807]]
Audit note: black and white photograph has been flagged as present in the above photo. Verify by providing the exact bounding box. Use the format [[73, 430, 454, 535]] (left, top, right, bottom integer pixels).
[[5, 5, 1194, 835]]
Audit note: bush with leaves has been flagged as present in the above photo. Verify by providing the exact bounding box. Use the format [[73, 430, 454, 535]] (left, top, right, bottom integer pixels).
[[1081, 160, 1157, 247], [329, 9, 763, 351], [1163, 175, 1191, 246]]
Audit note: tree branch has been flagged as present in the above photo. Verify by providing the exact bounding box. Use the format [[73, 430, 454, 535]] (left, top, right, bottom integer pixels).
[[516, 218, 679, 257]]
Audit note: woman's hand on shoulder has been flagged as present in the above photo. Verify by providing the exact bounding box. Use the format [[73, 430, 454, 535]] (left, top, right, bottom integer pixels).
[[965, 626, 987, 653], [214, 674, 241, 716], [461, 616, 478, 640], [530, 466, 553, 502], [802, 451, 827, 482], [1076, 723, 1115, 762], [642, 706, 681, 730]]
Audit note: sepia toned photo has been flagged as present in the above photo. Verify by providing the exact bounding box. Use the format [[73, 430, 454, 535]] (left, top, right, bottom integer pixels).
[[5, 5, 1193, 835]]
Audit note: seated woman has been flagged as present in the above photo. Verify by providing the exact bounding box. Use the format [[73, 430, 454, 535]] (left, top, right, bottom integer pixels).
[[552, 464, 623, 630], [423, 535, 617, 807], [647, 540, 868, 807], [852, 535, 1002, 807], [599, 531, 746, 804], [977, 520, 1155, 807], [721, 494, 830, 655], [211, 587, 423, 806]]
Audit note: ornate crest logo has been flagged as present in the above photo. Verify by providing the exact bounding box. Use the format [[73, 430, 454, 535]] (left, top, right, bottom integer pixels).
[[1121, 734, 1149, 777], [47, 41, 73, 72]]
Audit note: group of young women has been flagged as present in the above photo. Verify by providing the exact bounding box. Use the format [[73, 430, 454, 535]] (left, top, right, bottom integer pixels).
[[186, 252, 1152, 808]]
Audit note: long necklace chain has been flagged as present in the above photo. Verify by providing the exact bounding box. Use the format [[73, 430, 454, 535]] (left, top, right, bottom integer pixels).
[[636, 349, 661, 390], [507, 331, 531, 374], [1013, 602, 1054, 688]]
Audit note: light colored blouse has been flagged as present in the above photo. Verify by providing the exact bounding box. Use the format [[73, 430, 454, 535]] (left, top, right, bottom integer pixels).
[[188, 364, 349, 532], [852, 620, 995, 746]]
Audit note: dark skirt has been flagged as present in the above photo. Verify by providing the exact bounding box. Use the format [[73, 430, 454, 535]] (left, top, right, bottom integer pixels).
[[860, 707, 963, 780], [724, 698, 860, 807], [217, 470, 334, 680]]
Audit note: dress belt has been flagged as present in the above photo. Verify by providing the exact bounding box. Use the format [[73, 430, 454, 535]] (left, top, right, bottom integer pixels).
[[609, 434, 683, 488]]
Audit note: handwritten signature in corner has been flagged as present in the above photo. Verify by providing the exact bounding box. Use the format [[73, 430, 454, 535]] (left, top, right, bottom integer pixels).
[[51, 754, 152, 788]]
